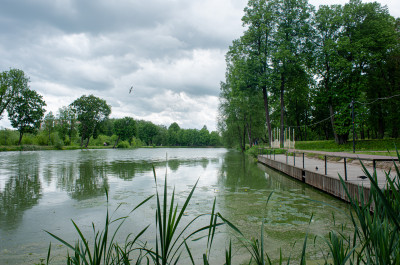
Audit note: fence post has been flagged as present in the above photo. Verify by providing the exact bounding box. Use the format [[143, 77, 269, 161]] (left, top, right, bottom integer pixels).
[[373, 159, 376, 172], [294, 152, 296, 166], [274, 150, 275, 160], [325, 156, 327, 175], [344, 157, 347, 181], [286, 152, 288, 164], [303, 153, 305, 169]]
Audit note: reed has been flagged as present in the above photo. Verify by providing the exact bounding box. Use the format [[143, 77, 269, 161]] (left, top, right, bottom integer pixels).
[[45, 190, 154, 265]]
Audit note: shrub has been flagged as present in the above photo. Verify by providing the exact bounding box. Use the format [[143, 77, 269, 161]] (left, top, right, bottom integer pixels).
[[117, 140, 130, 148]]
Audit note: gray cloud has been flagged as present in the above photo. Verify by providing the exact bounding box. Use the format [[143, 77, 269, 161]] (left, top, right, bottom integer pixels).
[[1, 0, 398, 131]]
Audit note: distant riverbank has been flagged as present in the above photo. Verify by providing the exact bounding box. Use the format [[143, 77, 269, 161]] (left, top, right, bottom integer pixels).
[[0, 145, 225, 152]]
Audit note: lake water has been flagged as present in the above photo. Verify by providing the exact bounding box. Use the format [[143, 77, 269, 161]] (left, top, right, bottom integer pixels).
[[0, 148, 352, 264]]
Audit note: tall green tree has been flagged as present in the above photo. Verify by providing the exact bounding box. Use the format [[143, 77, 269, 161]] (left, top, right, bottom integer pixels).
[[168, 122, 180, 146], [43, 111, 55, 145], [313, 4, 343, 142], [137, 120, 158, 146], [241, 0, 276, 146], [219, 39, 266, 150], [113, 117, 137, 148], [7, 88, 46, 145], [314, 0, 398, 143], [271, 0, 314, 146], [70, 95, 111, 148], [362, 3, 399, 138], [57, 106, 77, 145], [0, 69, 29, 120]]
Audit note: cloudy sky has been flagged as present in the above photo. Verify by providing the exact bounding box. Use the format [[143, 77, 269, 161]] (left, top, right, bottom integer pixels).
[[1, 0, 399, 131]]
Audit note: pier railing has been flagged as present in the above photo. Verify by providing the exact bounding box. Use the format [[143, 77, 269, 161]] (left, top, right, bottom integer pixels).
[[258, 148, 399, 181]]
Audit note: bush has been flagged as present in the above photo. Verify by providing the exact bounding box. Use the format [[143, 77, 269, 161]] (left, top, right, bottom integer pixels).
[[52, 133, 64, 150], [0, 129, 19, 145], [90, 134, 114, 146], [130, 137, 143, 148], [117, 140, 130, 148], [21, 133, 37, 145]]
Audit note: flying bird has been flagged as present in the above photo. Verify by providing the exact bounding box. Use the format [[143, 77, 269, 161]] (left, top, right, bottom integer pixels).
[[129, 86, 133, 94]]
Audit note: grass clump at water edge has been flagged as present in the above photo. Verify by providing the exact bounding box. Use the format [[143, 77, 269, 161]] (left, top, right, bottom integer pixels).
[[41, 151, 400, 264]]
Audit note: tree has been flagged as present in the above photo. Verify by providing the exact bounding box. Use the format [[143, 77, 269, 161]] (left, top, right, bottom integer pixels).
[[137, 120, 158, 146], [219, 37, 267, 150], [113, 117, 137, 148], [43, 111, 55, 145], [168, 122, 180, 146], [57, 106, 77, 145], [241, 0, 276, 146], [0, 69, 29, 120], [271, 0, 314, 146], [313, 0, 398, 143], [70, 95, 111, 148], [7, 88, 46, 145]]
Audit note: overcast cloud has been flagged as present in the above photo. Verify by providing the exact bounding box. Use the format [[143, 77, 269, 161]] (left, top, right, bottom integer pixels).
[[1, 0, 399, 131]]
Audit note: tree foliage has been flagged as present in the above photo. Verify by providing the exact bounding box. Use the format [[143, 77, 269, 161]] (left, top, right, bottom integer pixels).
[[70, 95, 111, 148], [113, 117, 137, 148], [0, 69, 29, 120], [219, 0, 400, 148], [7, 88, 46, 145]]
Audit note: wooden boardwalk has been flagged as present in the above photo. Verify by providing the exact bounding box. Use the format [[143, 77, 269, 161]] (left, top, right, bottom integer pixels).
[[258, 152, 398, 210]]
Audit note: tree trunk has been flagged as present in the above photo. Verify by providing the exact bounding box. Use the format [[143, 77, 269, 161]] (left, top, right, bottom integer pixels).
[[378, 107, 385, 139], [280, 74, 285, 148], [85, 137, 90, 148], [237, 125, 245, 152], [262, 86, 272, 147], [329, 104, 340, 144], [360, 123, 365, 140], [18, 131, 23, 145], [337, 134, 349, 145], [242, 124, 246, 151], [113, 136, 121, 149], [246, 122, 252, 148]]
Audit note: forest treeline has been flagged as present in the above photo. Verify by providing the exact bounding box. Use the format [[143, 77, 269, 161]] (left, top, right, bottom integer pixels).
[[218, 0, 400, 151], [0, 70, 221, 149]]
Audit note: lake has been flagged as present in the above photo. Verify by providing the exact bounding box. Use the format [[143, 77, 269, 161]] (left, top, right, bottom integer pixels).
[[0, 148, 352, 264]]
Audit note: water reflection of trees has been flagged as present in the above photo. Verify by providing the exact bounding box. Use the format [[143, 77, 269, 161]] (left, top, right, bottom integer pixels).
[[217, 151, 268, 190], [109, 160, 158, 180], [167, 159, 210, 172], [57, 160, 109, 200], [0, 155, 41, 230]]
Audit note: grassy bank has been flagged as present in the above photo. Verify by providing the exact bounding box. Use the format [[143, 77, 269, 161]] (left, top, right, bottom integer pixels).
[[0, 145, 114, 152], [0, 145, 225, 152], [295, 139, 400, 152]]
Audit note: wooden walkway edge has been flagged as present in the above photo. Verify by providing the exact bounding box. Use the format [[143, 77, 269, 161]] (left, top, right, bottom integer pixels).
[[258, 155, 373, 210]]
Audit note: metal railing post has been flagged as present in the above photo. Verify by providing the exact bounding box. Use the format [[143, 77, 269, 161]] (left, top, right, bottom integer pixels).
[[294, 152, 296, 166], [344, 157, 347, 181], [274, 150, 275, 160], [286, 152, 288, 164], [325, 156, 327, 175], [303, 153, 305, 169]]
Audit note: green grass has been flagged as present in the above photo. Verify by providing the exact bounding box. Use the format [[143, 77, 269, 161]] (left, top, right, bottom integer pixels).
[[295, 139, 400, 152]]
